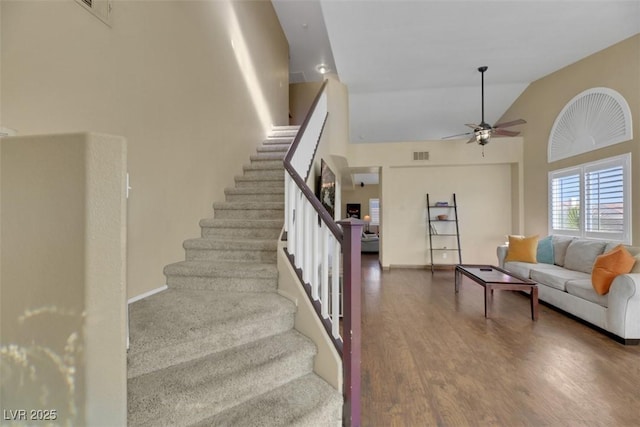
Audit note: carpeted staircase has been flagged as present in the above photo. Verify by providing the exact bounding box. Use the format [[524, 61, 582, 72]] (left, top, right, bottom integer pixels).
[[127, 126, 342, 426]]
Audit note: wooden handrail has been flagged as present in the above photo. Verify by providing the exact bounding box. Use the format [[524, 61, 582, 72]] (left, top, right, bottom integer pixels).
[[283, 81, 342, 242], [282, 80, 361, 427], [284, 80, 327, 181]]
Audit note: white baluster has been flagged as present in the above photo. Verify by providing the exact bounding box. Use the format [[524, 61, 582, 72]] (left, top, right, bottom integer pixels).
[[295, 191, 303, 269], [332, 238, 341, 339], [302, 200, 311, 284], [287, 180, 296, 257], [311, 213, 320, 300], [321, 227, 329, 317]]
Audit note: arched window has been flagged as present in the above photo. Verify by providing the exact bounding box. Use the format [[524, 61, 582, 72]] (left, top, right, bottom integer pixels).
[[548, 88, 632, 163]]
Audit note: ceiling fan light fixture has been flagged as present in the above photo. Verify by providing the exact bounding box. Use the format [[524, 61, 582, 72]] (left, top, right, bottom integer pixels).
[[475, 128, 491, 145]]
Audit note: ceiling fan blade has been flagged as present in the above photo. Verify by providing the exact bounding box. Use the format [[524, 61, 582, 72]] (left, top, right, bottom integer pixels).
[[466, 135, 476, 144], [442, 131, 472, 140], [493, 118, 526, 129], [493, 128, 520, 137], [465, 123, 479, 129]]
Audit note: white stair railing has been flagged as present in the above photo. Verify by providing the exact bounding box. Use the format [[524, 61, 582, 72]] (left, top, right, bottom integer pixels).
[[282, 81, 362, 426]]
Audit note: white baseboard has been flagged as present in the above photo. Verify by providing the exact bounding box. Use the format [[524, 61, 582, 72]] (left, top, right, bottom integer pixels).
[[127, 285, 168, 350], [128, 285, 168, 304]]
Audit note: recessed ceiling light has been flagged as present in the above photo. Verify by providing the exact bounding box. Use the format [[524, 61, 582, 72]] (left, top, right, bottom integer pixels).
[[316, 64, 330, 74]]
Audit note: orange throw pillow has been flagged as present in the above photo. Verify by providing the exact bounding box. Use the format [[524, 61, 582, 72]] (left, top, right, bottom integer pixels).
[[505, 235, 539, 263], [592, 245, 636, 295]]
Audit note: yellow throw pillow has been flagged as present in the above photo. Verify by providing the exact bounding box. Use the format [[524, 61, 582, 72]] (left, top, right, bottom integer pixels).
[[592, 245, 636, 295], [505, 235, 539, 263]]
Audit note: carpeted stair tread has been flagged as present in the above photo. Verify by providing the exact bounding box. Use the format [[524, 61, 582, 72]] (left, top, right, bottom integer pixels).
[[194, 373, 342, 427], [273, 125, 300, 131], [164, 260, 277, 278], [243, 162, 284, 171], [224, 187, 284, 195], [199, 218, 283, 239], [127, 289, 296, 378], [264, 137, 294, 144], [234, 175, 284, 183], [183, 237, 277, 251], [256, 144, 290, 153], [212, 201, 284, 210], [199, 218, 283, 229], [128, 330, 316, 427], [250, 152, 286, 161]]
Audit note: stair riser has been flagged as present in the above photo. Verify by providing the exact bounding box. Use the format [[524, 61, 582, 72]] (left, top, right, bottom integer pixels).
[[201, 226, 281, 239], [269, 130, 297, 138], [250, 153, 286, 161], [256, 145, 289, 153], [167, 276, 277, 292], [186, 249, 277, 262], [249, 159, 283, 168], [225, 193, 283, 203], [127, 314, 294, 379], [266, 134, 294, 140], [213, 209, 283, 220], [242, 169, 284, 179], [235, 179, 284, 188]]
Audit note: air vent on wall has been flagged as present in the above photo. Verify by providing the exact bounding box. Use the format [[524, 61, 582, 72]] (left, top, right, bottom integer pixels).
[[548, 87, 632, 163], [413, 151, 429, 161], [75, 0, 112, 26]]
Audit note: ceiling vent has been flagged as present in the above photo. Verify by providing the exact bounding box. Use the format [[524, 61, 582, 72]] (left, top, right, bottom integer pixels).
[[413, 151, 429, 161], [548, 87, 632, 163]]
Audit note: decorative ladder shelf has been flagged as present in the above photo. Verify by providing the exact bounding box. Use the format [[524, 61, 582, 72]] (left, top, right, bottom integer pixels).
[[426, 193, 462, 273]]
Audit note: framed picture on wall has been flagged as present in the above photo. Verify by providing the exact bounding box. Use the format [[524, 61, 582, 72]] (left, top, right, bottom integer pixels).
[[346, 203, 361, 219], [319, 159, 336, 218]]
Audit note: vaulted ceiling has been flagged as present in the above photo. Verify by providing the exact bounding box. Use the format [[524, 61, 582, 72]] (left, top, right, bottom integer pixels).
[[273, 0, 640, 144]]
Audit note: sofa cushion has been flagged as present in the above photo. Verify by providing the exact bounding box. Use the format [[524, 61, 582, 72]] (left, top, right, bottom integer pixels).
[[604, 243, 640, 274], [530, 268, 590, 292], [566, 279, 608, 307], [591, 245, 636, 295], [504, 261, 563, 280], [536, 236, 554, 264], [563, 239, 607, 274], [552, 235, 574, 267], [505, 235, 538, 263], [503, 261, 536, 279]]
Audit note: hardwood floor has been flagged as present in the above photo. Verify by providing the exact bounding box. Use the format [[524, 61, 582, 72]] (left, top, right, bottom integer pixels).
[[359, 254, 640, 426]]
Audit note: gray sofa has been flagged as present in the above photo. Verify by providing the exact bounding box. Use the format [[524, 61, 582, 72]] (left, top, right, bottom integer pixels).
[[361, 232, 379, 253], [497, 236, 640, 344]]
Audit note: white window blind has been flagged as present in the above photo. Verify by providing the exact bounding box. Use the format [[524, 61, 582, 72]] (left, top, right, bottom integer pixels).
[[549, 153, 631, 243], [369, 198, 380, 225], [584, 158, 628, 241], [550, 172, 580, 233]]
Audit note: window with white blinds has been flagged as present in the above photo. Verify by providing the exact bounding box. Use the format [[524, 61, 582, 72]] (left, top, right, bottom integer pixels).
[[369, 198, 380, 225], [550, 172, 580, 234], [549, 153, 631, 243]]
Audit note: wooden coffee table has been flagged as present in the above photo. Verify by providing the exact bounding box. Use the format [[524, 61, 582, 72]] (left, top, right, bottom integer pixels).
[[455, 264, 539, 320]]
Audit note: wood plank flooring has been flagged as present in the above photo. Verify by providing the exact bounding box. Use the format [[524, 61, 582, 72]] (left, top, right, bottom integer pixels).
[[360, 254, 640, 426]]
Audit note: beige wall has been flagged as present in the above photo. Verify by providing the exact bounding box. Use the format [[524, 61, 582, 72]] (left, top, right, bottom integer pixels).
[[307, 76, 351, 220], [1, 133, 127, 425], [290, 82, 323, 126], [499, 34, 640, 242], [1, 0, 288, 298], [347, 138, 523, 268]]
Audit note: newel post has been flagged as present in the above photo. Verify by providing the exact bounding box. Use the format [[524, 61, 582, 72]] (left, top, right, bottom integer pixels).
[[337, 218, 363, 427]]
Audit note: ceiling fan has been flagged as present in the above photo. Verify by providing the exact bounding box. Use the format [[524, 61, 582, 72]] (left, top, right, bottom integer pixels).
[[443, 66, 526, 146]]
